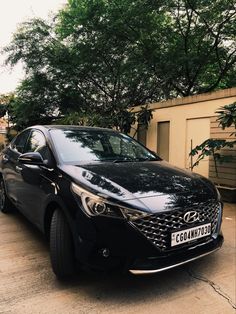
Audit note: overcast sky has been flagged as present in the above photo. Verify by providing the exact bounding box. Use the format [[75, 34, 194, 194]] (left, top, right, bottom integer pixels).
[[0, 0, 66, 94]]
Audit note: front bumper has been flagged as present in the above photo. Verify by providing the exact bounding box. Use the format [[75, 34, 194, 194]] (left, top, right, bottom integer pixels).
[[75, 210, 223, 273], [74, 199, 223, 272], [129, 233, 223, 274]]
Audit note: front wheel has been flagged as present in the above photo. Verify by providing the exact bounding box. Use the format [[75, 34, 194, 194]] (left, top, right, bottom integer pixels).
[[0, 179, 14, 214], [50, 209, 76, 279]]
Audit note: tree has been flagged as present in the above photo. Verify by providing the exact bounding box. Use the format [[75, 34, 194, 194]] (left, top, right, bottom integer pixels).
[[166, 0, 236, 95], [3, 18, 87, 129], [10, 74, 63, 130], [3, 0, 236, 129], [0, 93, 15, 127]]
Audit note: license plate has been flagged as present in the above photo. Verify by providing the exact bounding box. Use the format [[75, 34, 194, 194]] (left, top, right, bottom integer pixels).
[[171, 223, 211, 247]]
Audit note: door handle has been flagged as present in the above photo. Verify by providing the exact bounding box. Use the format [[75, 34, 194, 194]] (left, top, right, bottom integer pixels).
[[16, 165, 23, 172]]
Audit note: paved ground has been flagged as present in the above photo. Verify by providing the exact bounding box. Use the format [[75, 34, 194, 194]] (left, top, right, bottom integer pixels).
[[0, 203, 235, 314]]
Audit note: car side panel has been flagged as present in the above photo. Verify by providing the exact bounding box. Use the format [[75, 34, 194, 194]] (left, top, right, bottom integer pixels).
[[1, 148, 21, 204]]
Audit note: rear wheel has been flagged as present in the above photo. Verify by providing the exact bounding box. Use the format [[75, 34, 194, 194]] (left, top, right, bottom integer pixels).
[[0, 179, 14, 214], [50, 209, 76, 279]]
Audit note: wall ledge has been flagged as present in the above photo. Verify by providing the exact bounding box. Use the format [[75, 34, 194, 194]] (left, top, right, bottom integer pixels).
[[132, 87, 236, 112]]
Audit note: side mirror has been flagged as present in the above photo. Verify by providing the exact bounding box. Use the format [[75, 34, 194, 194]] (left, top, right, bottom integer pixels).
[[18, 152, 45, 166]]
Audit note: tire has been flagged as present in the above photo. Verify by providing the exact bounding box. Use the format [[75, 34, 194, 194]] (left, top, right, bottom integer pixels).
[[50, 209, 76, 279], [0, 179, 14, 214]]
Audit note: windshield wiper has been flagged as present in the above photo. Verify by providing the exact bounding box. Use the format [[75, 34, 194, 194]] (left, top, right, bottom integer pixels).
[[98, 157, 160, 163], [112, 157, 159, 163]]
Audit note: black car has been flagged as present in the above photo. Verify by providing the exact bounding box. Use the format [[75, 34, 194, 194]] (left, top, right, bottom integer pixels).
[[0, 125, 223, 278]]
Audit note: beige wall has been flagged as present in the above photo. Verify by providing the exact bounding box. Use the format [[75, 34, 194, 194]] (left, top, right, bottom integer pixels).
[[185, 117, 210, 177], [133, 88, 236, 179]]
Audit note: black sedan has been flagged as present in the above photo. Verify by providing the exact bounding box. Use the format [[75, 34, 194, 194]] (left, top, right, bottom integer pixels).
[[0, 125, 223, 278]]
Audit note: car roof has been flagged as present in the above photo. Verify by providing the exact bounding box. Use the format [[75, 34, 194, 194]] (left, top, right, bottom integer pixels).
[[28, 125, 117, 133]]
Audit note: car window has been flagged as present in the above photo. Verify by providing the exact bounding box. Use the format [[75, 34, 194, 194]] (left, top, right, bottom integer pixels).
[[108, 135, 140, 158], [11, 130, 31, 154], [25, 130, 50, 161], [92, 139, 104, 151], [108, 135, 121, 154]]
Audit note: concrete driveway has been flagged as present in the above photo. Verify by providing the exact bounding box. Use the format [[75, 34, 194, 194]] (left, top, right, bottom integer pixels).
[[0, 203, 235, 314]]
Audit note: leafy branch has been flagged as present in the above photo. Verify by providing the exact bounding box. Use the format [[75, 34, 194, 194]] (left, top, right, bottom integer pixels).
[[190, 102, 236, 178]]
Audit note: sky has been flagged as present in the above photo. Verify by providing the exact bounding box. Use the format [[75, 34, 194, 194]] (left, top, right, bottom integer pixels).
[[0, 0, 67, 94]]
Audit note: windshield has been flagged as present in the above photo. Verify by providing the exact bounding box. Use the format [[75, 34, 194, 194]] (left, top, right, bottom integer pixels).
[[50, 128, 160, 163]]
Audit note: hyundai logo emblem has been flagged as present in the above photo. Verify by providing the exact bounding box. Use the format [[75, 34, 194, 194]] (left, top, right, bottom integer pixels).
[[183, 211, 199, 223]]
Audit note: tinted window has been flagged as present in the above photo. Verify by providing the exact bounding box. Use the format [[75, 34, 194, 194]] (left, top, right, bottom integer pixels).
[[108, 135, 140, 157], [50, 129, 160, 163], [25, 130, 50, 161], [11, 130, 30, 154]]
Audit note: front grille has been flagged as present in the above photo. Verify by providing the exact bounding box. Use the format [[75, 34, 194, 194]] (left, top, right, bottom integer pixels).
[[132, 200, 221, 251]]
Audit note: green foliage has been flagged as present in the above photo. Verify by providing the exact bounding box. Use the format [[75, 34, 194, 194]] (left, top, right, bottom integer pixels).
[[2, 0, 236, 130], [0, 93, 18, 142], [190, 138, 236, 168], [57, 106, 153, 135], [190, 103, 236, 174], [0, 94, 16, 142], [216, 102, 236, 135], [137, 105, 153, 128], [9, 74, 62, 130], [0, 93, 15, 119]]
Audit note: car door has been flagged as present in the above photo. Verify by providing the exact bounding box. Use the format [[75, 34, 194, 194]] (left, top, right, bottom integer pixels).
[[2, 129, 31, 206], [16, 129, 55, 226]]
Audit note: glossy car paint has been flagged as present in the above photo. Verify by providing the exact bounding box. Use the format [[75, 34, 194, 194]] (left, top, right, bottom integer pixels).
[[0, 126, 223, 273]]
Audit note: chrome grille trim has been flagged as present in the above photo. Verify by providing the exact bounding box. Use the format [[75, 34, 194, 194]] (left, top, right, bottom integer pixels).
[[131, 201, 221, 251]]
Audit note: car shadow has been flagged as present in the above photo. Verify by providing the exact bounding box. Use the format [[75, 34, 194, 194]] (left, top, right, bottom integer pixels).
[[4, 210, 222, 306]]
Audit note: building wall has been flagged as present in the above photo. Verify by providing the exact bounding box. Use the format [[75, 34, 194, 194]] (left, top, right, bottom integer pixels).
[[0, 118, 8, 150], [133, 88, 236, 183]]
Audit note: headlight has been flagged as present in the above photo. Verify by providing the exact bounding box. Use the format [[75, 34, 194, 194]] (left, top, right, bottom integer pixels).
[[71, 183, 149, 221]]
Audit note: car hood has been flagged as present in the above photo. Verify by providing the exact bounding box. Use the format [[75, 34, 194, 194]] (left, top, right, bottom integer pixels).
[[60, 161, 217, 213]]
